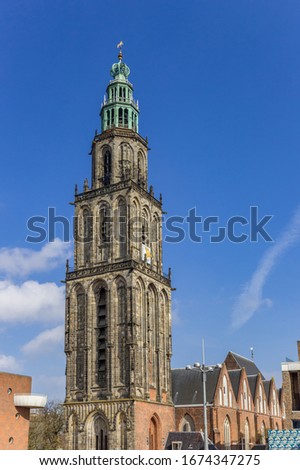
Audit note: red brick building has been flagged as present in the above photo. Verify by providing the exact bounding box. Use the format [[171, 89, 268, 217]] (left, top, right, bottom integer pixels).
[[0, 372, 47, 450], [281, 340, 300, 429], [172, 352, 285, 449]]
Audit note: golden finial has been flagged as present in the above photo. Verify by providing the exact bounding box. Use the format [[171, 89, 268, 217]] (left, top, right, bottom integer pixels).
[[117, 41, 124, 60]]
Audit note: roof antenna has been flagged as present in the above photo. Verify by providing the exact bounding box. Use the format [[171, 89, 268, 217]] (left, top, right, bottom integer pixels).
[[250, 347, 254, 361]]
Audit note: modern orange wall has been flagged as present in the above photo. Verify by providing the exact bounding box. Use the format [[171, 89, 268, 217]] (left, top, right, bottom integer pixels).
[[0, 372, 32, 450]]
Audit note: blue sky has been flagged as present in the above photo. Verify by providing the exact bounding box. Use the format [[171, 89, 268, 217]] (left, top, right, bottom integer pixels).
[[1, 0, 300, 400]]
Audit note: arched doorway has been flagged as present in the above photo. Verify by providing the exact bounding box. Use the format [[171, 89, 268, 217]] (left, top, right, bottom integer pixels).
[[149, 414, 160, 450], [86, 414, 109, 450], [94, 415, 109, 450]]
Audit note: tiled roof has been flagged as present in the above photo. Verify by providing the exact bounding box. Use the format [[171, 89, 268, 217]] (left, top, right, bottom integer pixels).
[[228, 369, 242, 399], [247, 375, 258, 399], [172, 367, 221, 405], [165, 432, 217, 450], [227, 352, 265, 379]]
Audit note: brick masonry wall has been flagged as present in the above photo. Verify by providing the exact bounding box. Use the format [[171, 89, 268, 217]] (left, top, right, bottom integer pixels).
[[134, 401, 175, 450], [0, 372, 32, 450], [175, 405, 283, 449]]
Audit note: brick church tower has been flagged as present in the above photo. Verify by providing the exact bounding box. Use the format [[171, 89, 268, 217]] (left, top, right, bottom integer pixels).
[[64, 46, 174, 450]]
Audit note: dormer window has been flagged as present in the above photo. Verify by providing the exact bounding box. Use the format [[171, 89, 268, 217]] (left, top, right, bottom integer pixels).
[[172, 441, 182, 450]]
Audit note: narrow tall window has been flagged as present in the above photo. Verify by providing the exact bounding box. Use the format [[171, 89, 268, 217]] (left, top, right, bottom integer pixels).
[[96, 287, 107, 387], [83, 209, 92, 265], [100, 205, 110, 243], [149, 416, 159, 450], [99, 204, 111, 261], [118, 200, 127, 258], [119, 108, 123, 126], [94, 416, 108, 450], [124, 109, 128, 127], [103, 150, 111, 186], [244, 420, 250, 450], [260, 422, 266, 445], [223, 375, 229, 406], [117, 283, 127, 384], [243, 380, 248, 410], [259, 384, 263, 413], [76, 289, 85, 390], [224, 417, 231, 450]]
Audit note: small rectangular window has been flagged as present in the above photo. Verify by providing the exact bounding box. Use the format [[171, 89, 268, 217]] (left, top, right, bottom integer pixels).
[[172, 441, 182, 450]]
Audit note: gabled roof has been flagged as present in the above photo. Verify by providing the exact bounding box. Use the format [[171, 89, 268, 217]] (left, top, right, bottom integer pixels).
[[172, 367, 221, 406], [165, 432, 217, 450], [225, 352, 265, 379], [247, 375, 258, 399], [228, 369, 242, 399]]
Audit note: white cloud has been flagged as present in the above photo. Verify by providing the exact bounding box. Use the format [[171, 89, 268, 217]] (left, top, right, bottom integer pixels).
[[0, 280, 65, 323], [231, 206, 300, 329], [0, 354, 20, 372], [22, 325, 64, 355], [0, 238, 72, 277]]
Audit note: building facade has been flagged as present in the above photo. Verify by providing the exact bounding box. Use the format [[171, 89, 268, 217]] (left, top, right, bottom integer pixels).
[[64, 49, 174, 450], [281, 340, 300, 429], [0, 372, 31, 450], [172, 352, 285, 449], [0, 372, 46, 449]]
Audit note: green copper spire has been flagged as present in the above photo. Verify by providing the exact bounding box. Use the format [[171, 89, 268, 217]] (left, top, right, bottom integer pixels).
[[100, 43, 139, 133]]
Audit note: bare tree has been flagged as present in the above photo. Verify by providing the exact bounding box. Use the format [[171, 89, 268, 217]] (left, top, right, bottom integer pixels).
[[29, 401, 65, 450]]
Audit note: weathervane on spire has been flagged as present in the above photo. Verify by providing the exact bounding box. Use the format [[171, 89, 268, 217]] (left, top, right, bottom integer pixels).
[[117, 41, 124, 61]]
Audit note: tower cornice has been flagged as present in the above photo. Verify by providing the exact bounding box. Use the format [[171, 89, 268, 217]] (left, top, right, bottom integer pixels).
[[66, 258, 171, 287], [75, 179, 161, 209], [93, 127, 148, 149]]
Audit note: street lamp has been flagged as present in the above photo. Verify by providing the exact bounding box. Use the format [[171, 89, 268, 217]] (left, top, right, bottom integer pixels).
[[186, 339, 216, 450]]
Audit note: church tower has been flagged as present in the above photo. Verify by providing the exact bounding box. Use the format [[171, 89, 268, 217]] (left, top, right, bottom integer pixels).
[[64, 47, 174, 450]]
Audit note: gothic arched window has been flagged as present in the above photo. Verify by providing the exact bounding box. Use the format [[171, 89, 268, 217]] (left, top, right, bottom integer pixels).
[[118, 199, 127, 258], [99, 203, 111, 261], [83, 209, 92, 266], [103, 150, 111, 186], [149, 415, 160, 450], [224, 416, 231, 450], [76, 287, 85, 390], [117, 280, 127, 385], [94, 415, 108, 450], [243, 380, 248, 410], [96, 286, 107, 387], [147, 286, 158, 386], [180, 414, 195, 432], [223, 375, 229, 407]]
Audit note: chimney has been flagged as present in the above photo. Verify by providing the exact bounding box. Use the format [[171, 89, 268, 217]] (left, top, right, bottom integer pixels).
[[297, 341, 300, 361]]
